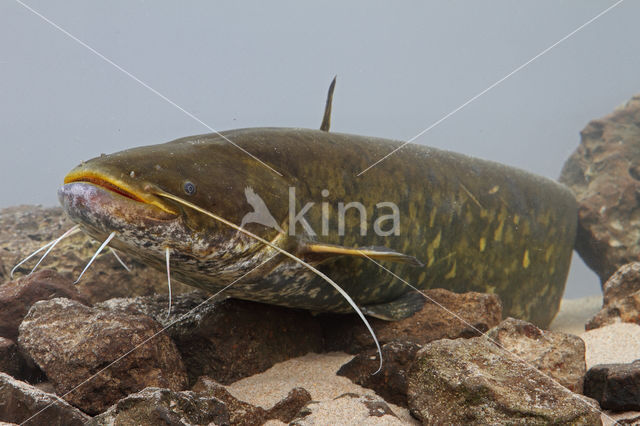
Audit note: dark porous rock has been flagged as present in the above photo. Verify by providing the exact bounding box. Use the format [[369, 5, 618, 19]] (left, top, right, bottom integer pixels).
[[602, 262, 640, 306], [0, 205, 191, 305], [603, 411, 640, 424], [34, 381, 56, 394], [266, 387, 312, 423], [560, 94, 640, 284], [100, 293, 324, 385], [407, 337, 602, 425], [322, 288, 502, 354], [96, 290, 211, 318], [0, 269, 87, 341], [192, 376, 312, 424], [0, 337, 22, 378], [587, 262, 640, 330], [337, 340, 421, 407], [18, 298, 188, 414], [0, 336, 43, 383], [291, 393, 401, 425], [87, 387, 229, 426], [0, 372, 89, 426], [486, 317, 586, 393], [192, 376, 268, 425], [584, 360, 640, 411]]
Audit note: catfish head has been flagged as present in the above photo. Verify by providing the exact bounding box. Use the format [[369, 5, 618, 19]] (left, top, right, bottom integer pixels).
[[58, 132, 290, 286]]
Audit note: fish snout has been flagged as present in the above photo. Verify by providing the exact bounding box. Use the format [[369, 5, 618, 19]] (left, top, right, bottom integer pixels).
[[58, 182, 177, 224]]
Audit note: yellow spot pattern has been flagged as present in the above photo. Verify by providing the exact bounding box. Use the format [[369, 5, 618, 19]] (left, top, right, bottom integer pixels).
[[523, 249, 530, 269], [479, 237, 486, 252], [545, 245, 554, 262], [494, 219, 504, 242], [444, 260, 457, 279], [426, 230, 442, 267], [433, 230, 441, 249], [409, 203, 417, 221]]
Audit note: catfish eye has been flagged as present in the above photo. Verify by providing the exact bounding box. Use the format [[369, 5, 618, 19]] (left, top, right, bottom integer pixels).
[[183, 181, 196, 195]]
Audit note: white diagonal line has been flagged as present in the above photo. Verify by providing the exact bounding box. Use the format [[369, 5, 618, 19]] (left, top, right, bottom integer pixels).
[[359, 252, 615, 423], [14, 0, 283, 177], [19, 252, 279, 426], [357, 0, 625, 176]]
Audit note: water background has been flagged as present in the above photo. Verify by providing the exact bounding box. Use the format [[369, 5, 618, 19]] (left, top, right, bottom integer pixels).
[[2, 1, 639, 298]]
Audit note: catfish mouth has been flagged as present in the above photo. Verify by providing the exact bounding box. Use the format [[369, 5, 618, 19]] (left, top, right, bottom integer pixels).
[[66, 175, 145, 203], [63, 171, 179, 217]]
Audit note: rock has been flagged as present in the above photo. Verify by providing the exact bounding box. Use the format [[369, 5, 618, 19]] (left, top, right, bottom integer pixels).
[[0, 269, 87, 341], [100, 293, 324, 385], [0, 337, 22, 378], [602, 262, 640, 305], [337, 340, 421, 407], [560, 94, 640, 284], [587, 262, 640, 330], [407, 337, 602, 425], [589, 291, 640, 331], [584, 360, 640, 411], [0, 336, 43, 383], [0, 372, 89, 425], [18, 298, 188, 414], [291, 393, 402, 425], [34, 381, 56, 394], [0, 205, 191, 305], [486, 317, 586, 393], [192, 376, 312, 424], [87, 387, 229, 426], [322, 288, 502, 354], [266, 387, 312, 423], [192, 376, 268, 425], [602, 411, 640, 425]]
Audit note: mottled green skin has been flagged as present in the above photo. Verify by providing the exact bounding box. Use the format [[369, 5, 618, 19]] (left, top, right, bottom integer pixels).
[[63, 128, 577, 327]]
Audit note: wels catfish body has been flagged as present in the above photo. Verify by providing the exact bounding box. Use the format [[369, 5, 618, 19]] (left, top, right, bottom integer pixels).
[[58, 121, 576, 328]]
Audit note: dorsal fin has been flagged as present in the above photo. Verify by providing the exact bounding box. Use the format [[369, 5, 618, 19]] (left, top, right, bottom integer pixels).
[[320, 76, 337, 132]]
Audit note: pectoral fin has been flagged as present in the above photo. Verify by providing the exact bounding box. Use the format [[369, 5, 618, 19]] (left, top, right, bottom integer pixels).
[[362, 291, 427, 321], [302, 242, 423, 267]]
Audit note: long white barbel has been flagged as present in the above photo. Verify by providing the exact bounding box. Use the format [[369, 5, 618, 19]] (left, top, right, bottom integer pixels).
[[165, 247, 172, 317], [74, 231, 116, 284], [110, 248, 131, 272], [10, 225, 81, 278], [152, 188, 384, 373]]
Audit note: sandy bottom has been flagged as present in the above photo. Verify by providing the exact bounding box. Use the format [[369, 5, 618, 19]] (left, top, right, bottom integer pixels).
[[224, 295, 640, 425], [226, 352, 417, 425], [549, 295, 603, 335], [581, 322, 640, 368], [551, 295, 640, 425]]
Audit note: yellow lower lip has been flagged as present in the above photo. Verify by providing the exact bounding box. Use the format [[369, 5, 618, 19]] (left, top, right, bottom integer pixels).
[[64, 171, 178, 215]]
